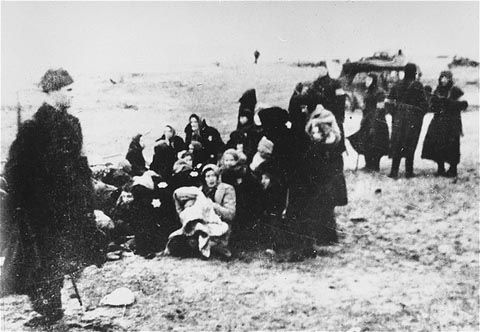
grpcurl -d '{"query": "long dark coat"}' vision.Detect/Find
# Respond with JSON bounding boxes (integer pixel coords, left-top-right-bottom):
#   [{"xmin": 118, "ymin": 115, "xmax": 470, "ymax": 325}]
[
  {"xmin": 288, "ymin": 141, "xmax": 347, "ymax": 244},
  {"xmin": 1, "ymin": 104, "xmax": 105, "ymax": 303},
  {"xmin": 130, "ymin": 177, "xmax": 177, "ymax": 257},
  {"xmin": 388, "ymin": 79, "xmax": 428, "ymax": 159},
  {"xmin": 422, "ymin": 91, "xmax": 467, "ymax": 164},
  {"xmin": 221, "ymin": 166, "xmax": 262, "ymax": 230},
  {"xmin": 348, "ymin": 86, "xmax": 389, "ymax": 157},
  {"xmin": 421, "ymin": 72, "xmax": 466, "ymax": 164}
]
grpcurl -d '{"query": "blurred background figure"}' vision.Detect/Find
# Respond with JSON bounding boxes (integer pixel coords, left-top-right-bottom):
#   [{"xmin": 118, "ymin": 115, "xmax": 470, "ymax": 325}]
[{"xmin": 254, "ymin": 49, "xmax": 260, "ymax": 64}]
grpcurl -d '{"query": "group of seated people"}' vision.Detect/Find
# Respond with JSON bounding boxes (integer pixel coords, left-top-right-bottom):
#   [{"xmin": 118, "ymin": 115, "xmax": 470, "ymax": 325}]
[{"xmin": 93, "ymin": 84, "xmax": 346, "ymax": 261}]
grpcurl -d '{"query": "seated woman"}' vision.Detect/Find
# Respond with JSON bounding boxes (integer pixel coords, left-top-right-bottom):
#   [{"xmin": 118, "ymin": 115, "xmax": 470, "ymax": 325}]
[
  {"xmin": 126, "ymin": 134, "xmax": 147, "ymax": 176},
  {"xmin": 165, "ymin": 164, "xmax": 235, "ymax": 259},
  {"xmin": 169, "ymin": 151, "xmax": 201, "ymax": 191},
  {"xmin": 156, "ymin": 125, "xmax": 185, "ymax": 155},
  {"xmin": 188, "ymin": 140, "xmax": 207, "ymax": 168},
  {"xmin": 150, "ymin": 140, "xmax": 176, "ymax": 181},
  {"xmin": 201, "ymin": 164, "xmax": 236, "ymax": 224},
  {"xmin": 117, "ymin": 171, "xmax": 174, "ymax": 258},
  {"xmin": 184, "ymin": 114, "xmax": 225, "ymax": 164}
]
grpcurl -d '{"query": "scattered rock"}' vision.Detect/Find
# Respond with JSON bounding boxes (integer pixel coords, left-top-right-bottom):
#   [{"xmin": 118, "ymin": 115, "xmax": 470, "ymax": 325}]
[
  {"xmin": 100, "ymin": 287, "xmax": 135, "ymax": 307},
  {"xmin": 265, "ymin": 249, "xmax": 276, "ymax": 256},
  {"xmin": 94, "ymin": 210, "xmax": 114, "ymax": 231},
  {"xmin": 106, "ymin": 252, "xmax": 121, "ymax": 261}
]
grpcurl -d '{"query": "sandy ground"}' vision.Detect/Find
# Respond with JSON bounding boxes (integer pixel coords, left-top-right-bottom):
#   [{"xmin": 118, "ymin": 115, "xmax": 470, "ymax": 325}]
[{"xmin": 0, "ymin": 60, "xmax": 478, "ymax": 331}]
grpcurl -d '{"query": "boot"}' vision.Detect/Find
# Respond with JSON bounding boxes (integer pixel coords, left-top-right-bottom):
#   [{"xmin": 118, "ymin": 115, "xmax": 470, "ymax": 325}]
[
  {"xmin": 372, "ymin": 155, "xmax": 381, "ymax": 172},
  {"xmin": 445, "ymin": 164, "xmax": 458, "ymax": 177},
  {"xmin": 405, "ymin": 155, "xmax": 415, "ymax": 178},
  {"xmin": 435, "ymin": 161, "xmax": 445, "ymax": 176},
  {"xmin": 389, "ymin": 157, "xmax": 400, "ymax": 178}
]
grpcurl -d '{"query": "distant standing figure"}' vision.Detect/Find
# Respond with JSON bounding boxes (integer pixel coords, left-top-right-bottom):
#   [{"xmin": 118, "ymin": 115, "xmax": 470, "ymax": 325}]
[
  {"xmin": 421, "ymin": 71, "xmax": 458, "ymax": 176},
  {"xmin": 386, "ymin": 63, "xmax": 428, "ymax": 178},
  {"xmin": 422, "ymin": 80, "xmax": 468, "ymax": 177},
  {"xmin": 254, "ymin": 50, "xmax": 260, "ymax": 64},
  {"xmin": 348, "ymin": 73, "xmax": 389, "ymax": 171},
  {"xmin": 126, "ymin": 134, "xmax": 147, "ymax": 176}
]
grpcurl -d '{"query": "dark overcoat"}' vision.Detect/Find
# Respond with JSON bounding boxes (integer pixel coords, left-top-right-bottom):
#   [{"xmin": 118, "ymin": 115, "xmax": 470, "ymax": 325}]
[
  {"xmin": 185, "ymin": 121, "xmax": 225, "ymax": 164},
  {"xmin": 388, "ymin": 79, "xmax": 428, "ymax": 159},
  {"xmin": 1, "ymin": 103, "xmax": 105, "ymax": 299},
  {"xmin": 348, "ymin": 86, "xmax": 389, "ymax": 157}
]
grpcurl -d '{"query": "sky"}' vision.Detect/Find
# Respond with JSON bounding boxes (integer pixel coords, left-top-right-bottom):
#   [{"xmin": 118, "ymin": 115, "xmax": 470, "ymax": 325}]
[{"xmin": 1, "ymin": 1, "xmax": 479, "ymax": 96}]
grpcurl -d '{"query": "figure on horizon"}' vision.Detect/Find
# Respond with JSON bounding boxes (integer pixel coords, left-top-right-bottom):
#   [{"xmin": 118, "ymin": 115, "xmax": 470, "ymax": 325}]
[{"xmin": 254, "ymin": 50, "xmax": 260, "ymax": 64}]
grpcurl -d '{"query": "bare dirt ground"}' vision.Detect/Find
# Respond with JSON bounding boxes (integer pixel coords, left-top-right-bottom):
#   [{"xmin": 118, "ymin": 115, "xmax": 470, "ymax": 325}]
[{"xmin": 1, "ymin": 60, "xmax": 479, "ymax": 331}]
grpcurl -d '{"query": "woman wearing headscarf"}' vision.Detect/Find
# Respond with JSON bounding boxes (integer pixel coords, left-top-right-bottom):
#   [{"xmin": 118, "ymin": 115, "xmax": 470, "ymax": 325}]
[
  {"xmin": 348, "ymin": 73, "xmax": 389, "ymax": 171},
  {"xmin": 421, "ymin": 71, "xmax": 456, "ymax": 175},
  {"xmin": 423, "ymin": 83, "xmax": 468, "ymax": 177},
  {"xmin": 156, "ymin": 125, "xmax": 185, "ymax": 155},
  {"xmin": 188, "ymin": 140, "xmax": 208, "ymax": 167},
  {"xmin": 386, "ymin": 63, "xmax": 428, "ymax": 178},
  {"xmin": 1, "ymin": 69, "xmax": 106, "ymax": 325},
  {"xmin": 237, "ymin": 89, "xmax": 257, "ymax": 130},
  {"xmin": 289, "ymin": 107, "xmax": 346, "ymax": 248},
  {"xmin": 184, "ymin": 114, "xmax": 225, "ymax": 164},
  {"xmin": 150, "ymin": 140, "xmax": 176, "ymax": 181},
  {"xmin": 126, "ymin": 134, "xmax": 147, "ymax": 176}
]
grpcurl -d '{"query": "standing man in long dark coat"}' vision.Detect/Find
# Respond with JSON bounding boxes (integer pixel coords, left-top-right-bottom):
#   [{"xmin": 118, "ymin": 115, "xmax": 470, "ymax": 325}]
[
  {"xmin": 386, "ymin": 63, "xmax": 428, "ymax": 178},
  {"xmin": 0, "ymin": 69, "xmax": 106, "ymax": 326}
]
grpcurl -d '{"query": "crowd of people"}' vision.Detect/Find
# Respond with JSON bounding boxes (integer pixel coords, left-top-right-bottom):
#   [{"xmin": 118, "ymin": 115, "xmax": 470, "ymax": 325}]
[{"xmin": 0, "ymin": 61, "xmax": 469, "ymax": 325}]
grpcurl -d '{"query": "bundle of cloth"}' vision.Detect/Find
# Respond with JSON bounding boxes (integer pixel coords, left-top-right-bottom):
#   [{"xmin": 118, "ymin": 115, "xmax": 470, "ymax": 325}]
[{"xmin": 165, "ymin": 186, "xmax": 230, "ymax": 259}]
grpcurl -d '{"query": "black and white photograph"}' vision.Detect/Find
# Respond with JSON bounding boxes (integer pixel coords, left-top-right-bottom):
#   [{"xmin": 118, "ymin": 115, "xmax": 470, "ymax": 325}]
[{"xmin": 0, "ymin": 1, "xmax": 479, "ymax": 330}]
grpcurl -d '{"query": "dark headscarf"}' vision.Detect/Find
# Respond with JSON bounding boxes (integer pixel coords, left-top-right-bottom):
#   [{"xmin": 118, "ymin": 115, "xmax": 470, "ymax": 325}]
[
  {"xmin": 404, "ymin": 63, "xmax": 417, "ymax": 81},
  {"xmin": 367, "ymin": 73, "xmax": 379, "ymax": 93},
  {"xmin": 126, "ymin": 134, "xmax": 146, "ymax": 176},
  {"xmin": 257, "ymin": 107, "xmax": 289, "ymax": 134},
  {"xmin": 128, "ymin": 134, "xmax": 143, "ymax": 151},
  {"xmin": 238, "ymin": 89, "xmax": 257, "ymax": 129},
  {"xmin": 150, "ymin": 140, "xmax": 176, "ymax": 180},
  {"xmin": 239, "ymin": 89, "xmax": 257, "ymax": 113}
]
